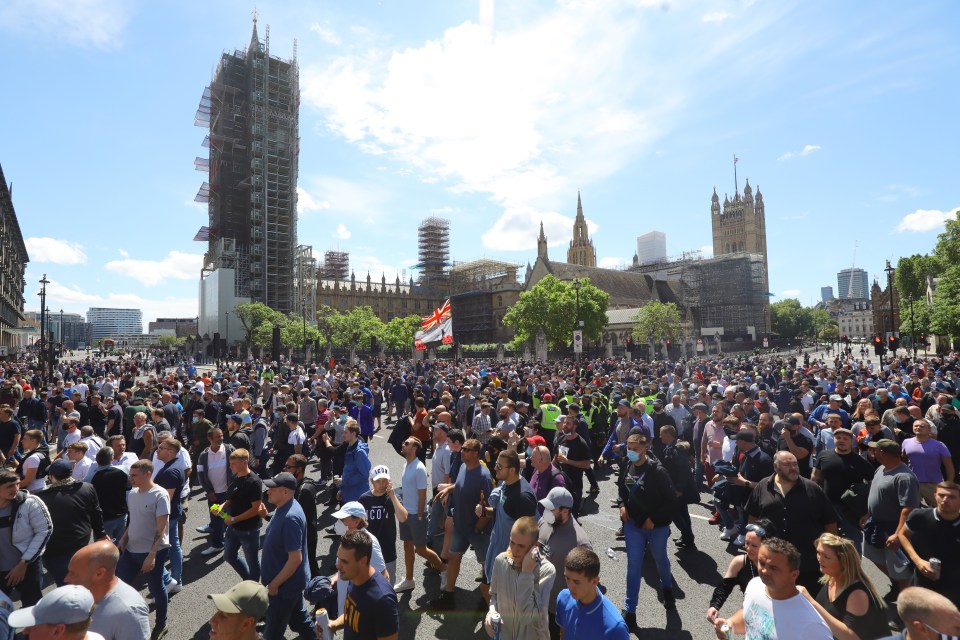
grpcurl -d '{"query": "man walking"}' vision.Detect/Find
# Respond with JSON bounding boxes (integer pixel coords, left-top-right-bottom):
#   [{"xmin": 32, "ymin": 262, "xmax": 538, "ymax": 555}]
[
  {"xmin": 196, "ymin": 427, "xmax": 234, "ymax": 556},
  {"xmin": 329, "ymin": 529, "xmax": 399, "ymax": 639},
  {"xmin": 0, "ymin": 470, "xmax": 50, "ymax": 606},
  {"xmin": 393, "ymin": 437, "xmax": 445, "ymax": 594},
  {"xmin": 221, "ymin": 449, "xmax": 263, "ymax": 581},
  {"xmin": 117, "ymin": 460, "xmax": 170, "ymax": 640},
  {"xmin": 259, "ymin": 472, "xmax": 314, "ymax": 639}
]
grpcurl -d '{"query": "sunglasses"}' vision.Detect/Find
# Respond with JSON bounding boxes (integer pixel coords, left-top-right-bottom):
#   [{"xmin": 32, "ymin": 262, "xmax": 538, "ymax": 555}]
[
  {"xmin": 745, "ymin": 524, "xmax": 766, "ymax": 538},
  {"xmin": 462, "ymin": 447, "xmax": 480, "ymax": 453}
]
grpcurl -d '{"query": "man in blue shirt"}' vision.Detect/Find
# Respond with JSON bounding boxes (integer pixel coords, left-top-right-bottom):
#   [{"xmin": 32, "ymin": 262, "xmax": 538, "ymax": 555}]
[
  {"xmin": 260, "ymin": 472, "xmax": 314, "ymax": 640},
  {"xmin": 555, "ymin": 547, "xmax": 628, "ymax": 640}
]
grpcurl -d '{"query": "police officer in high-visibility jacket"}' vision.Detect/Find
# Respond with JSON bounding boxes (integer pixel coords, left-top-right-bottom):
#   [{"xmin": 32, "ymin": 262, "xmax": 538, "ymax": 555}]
[{"xmin": 535, "ymin": 394, "xmax": 562, "ymax": 453}]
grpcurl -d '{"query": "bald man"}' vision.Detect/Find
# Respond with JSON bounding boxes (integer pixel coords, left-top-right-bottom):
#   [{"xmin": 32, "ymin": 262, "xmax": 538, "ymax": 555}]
[{"xmin": 65, "ymin": 541, "xmax": 151, "ymax": 640}]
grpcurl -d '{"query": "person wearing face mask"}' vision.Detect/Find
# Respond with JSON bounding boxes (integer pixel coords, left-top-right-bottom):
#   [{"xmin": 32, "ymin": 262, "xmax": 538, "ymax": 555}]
[
  {"xmin": 327, "ymin": 502, "xmax": 389, "ymax": 621},
  {"xmin": 616, "ymin": 433, "xmax": 678, "ymax": 627},
  {"xmin": 537, "ymin": 487, "xmax": 590, "ymax": 635}
]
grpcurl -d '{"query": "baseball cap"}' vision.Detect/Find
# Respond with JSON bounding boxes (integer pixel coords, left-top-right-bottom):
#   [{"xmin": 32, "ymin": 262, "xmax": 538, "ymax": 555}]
[
  {"xmin": 525, "ymin": 435, "xmax": 547, "ymax": 448},
  {"xmin": 617, "ymin": 399, "xmax": 632, "ymax": 407},
  {"xmin": 829, "ymin": 394, "xmax": 842, "ymax": 402},
  {"xmin": 554, "ymin": 415, "xmax": 566, "ymax": 424},
  {"xmin": 263, "ymin": 472, "xmax": 297, "ymax": 491},
  {"xmin": 208, "ymin": 580, "xmax": 269, "ymax": 619},
  {"xmin": 227, "ymin": 413, "xmax": 243, "ymax": 422},
  {"xmin": 542, "ymin": 394, "xmax": 553, "ymax": 402},
  {"xmin": 539, "ymin": 487, "xmax": 574, "ymax": 511},
  {"xmin": 48, "ymin": 459, "xmax": 73, "ymax": 480},
  {"xmin": 730, "ymin": 430, "xmax": 756, "ymax": 442},
  {"xmin": 9, "ymin": 585, "xmax": 94, "ymax": 628},
  {"xmin": 867, "ymin": 438, "xmax": 901, "ymax": 455},
  {"xmin": 370, "ymin": 465, "xmax": 391, "ymax": 481},
  {"xmin": 833, "ymin": 428, "xmax": 854, "ymax": 438},
  {"xmin": 692, "ymin": 403, "xmax": 709, "ymax": 412},
  {"xmin": 332, "ymin": 502, "xmax": 367, "ymax": 520},
  {"xmin": 940, "ymin": 404, "xmax": 957, "ymax": 414}
]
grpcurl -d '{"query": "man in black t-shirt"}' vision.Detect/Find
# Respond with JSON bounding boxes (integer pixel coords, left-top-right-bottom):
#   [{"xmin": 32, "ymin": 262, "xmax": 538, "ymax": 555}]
[
  {"xmin": 359, "ymin": 465, "xmax": 402, "ymax": 581},
  {"xmin": 555, "ymin": 414, "xmax": 592, "ymax": 516},
  {"xmin": 90, "ymin": 447, "xmax": 129, "ymax": 543},
  {"xmin": 155, "ymin": 439, "xmax": 186, "ymax": 591},
  {"xmin": 221, "ymin": 448, "xmax": 263, "ymax": 582},
  {"xmin": 899, "ymin": 481, "xmax": 960, "ymax": 603},
  {"xmin": 812, "ymin": 427, "xmax": 873, "ymax": 552},
  {"xmin": 330, "ymin": 529, "xmax": 399, "ymax": 640},
  {"xmin": 778, "ymin": 414, "xmax": 814, "ymax": 478}
]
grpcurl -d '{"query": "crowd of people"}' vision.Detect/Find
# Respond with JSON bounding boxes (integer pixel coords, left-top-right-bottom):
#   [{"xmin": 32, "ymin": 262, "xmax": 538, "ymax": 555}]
[{"xmin": 0, "ymin": 345, "xmax": 957, "ymax": 639}]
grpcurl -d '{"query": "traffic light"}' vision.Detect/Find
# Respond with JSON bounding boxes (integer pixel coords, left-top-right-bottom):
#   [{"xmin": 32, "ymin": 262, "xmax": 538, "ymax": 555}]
[
  {"xmin": 889, "ymin": 335, "xmax": 899, "ymax": 351},
  {"xmin": 666, "ymin": 339, "xmax": 671, "ymax": 345},
  {"xmin": 873, "ymin": 336, "xmax": 884, "ymax": 356}
]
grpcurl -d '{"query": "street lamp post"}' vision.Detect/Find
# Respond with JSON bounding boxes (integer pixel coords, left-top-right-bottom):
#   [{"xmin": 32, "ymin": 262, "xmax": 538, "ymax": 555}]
[
  {"xmin": 38, "ymin": 274, "xmax": 49, "ymax": 384},
  {"xmin": 909, "ymin": 295, "xmax": 917, "ymax": 359},
  {"xmin": 885, "ymin": 260, "xmax": 896, "ymax": 357},
  {"xmin": 573, "ymin": 278, "xmax": 581, "ymax": 362},
  {"xmin": 59, "ymin": 309, "xmax": 64, "ymax": 356},
  {"xmin": 224, "ymin": 311, "xmax": 230, "ymax": 362},
  {"xmin": 301, "ymin": 296, "xmax": 307, "ymax": 365}
]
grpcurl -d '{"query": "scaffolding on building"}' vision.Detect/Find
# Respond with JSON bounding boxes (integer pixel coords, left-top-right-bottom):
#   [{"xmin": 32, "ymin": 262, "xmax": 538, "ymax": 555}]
[
  {"xmin": 293, "ymin": 245, "xmax": 317, "ymax": 323},
  {"xmin": 449, "ymin": 258, "xmax": 521, "ymax": 345},
  {"xmin": 320, "ymin": 250, "xmax": 350, "ymax": 281},
  {"xmin": 194, "ymin": 19, "xmax": 299, "ymax": 314},
  {"xmin": 449, "ymin": 258, "xmax": 520, "ymax": 291},
  {"xmin": 630, "ymin": 250, "xmax": 769, "ymax": 340},
  {"xmin": 414, "ymin": 217, "xmax": 450, "ymax": 288}
]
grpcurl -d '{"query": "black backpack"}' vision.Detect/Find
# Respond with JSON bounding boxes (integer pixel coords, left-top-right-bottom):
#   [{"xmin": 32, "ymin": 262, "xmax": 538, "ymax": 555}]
[{"xmin": 544, "ymin": 464, "xmax": 572, "ymax": 492}]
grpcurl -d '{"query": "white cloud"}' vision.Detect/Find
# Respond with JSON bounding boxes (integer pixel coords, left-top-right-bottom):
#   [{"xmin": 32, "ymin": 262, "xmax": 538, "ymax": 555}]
[
  {"xmin": 702, "ymin": 11, "xmax": 731, "ymax": 24},
  {"xmin": 347, "ymin": 254, "xmax": 417, "ymax": 284},
  {"xmin": 27, "ymin": 279, "xmax": 197, "ymax": 331},
  {"xmin": 0, "ymin": 0, "xmax": 131, "ymax": 49},
  {"xmin": 24, "ymin": 237, "xmax": 87, "ymax": 264},
  {"xmin": 309, "ymin": 23, "xmax": 342, "ymax": 46},
  {"xmin": 781, "ymin": 289, "xmax": 801, "ymax": 297},
  {"xmin": 104, "ymin": 251, "xmax": 205, "ymax": 287},
  {"xmin": 297, "ymin": 186, "xmax": 331, "ymax": 214},
  {"xmin": 778, "ymin": 144, "xmax": 821, "ymax": 161},
  {"xmin": 598, "ymin": 257, "xmax": 623, "ymax": 269},
  {"xmin": 698, "ymin": 245, "xmax": 714, "ymax": 258},
  {"xmin": 481, "ymin": 206, "xmax": 599, "ymax": 252},
  {"xmin": 896, "ymin": 207, "xmax": 959, "ymax": 233},
  {"xmin": 336, "ymin": 224, "xmax": 352, "ymax": 240}
]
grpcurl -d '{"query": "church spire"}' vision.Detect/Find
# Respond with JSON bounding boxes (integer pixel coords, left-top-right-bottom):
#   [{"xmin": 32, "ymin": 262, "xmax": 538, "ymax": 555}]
[
  {"xmin": 537, "ymin": 221, "xmax": 549, "ymax": 261},
  {"xmin": 250, "ymin": 7, "xmax": 262, "ymax": 52},
  {"xmin": 567, "ymin": 192, "xmax": 596, "ymax": 267}
]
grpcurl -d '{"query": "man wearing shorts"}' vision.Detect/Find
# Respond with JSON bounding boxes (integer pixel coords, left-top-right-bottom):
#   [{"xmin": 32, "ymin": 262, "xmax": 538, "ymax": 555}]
[
  {"xmin": 393, "ymin": 437, "xmax": 445, "ymax": 593},
  {"xmin": 430, "ymin": 438, "xmax": 493, "ymax": 610}
]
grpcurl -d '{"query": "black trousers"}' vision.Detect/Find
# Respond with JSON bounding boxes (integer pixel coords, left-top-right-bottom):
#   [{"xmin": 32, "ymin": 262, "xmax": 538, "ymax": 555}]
[{"xmin": 0, "ymin": 559, "xmax": 43, "ymax": 606}]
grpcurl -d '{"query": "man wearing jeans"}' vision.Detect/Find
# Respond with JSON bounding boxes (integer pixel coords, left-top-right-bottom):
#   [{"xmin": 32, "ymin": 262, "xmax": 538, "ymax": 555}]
[
  {"xmin": 259, "ymin": 472, "xmax": 314, "ymax": 639},
  {"xmin": 196, "ymin": 428, "xmax": 234, "ymax": 555},
  {"xmin": 221, "ymin": 448, "xmax": 263, "ymax": 581},
  {"xmin": 154, "ymin": 439, "xmax": 185, "ymax": 595},
  {"xmin": 117, "ymin": 459, "xmax": 171, "ymax": 640},
  {"xmin": 616, "ymin": 433, "xmax": 677, "ymax": 628}
]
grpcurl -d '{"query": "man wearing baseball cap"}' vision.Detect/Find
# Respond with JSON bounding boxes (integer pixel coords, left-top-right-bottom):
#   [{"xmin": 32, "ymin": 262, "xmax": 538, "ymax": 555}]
[
  {"xmin": 8, "ymin": 584, "xmax": 104, "ymax": 639},
  {"xmin": 207, "ymin": 580, "xmax": 268, "ymax": 640},
  {"xmin": 537, "ymin": 487, "xmax": 590, "ymax": 628}
]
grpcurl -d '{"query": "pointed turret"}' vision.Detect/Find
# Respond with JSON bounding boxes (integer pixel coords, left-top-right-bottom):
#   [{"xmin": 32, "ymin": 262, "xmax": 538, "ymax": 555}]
[
  {"xmin": 537, "ymin": 221, "xmax": 549, "ymax": 261},
  {"xmin": 711, "ymin": 187, "xmax": 721, "ymax": 216},
  {"xmin": 250, "ymin": 11, "xmax": 261, "ymax": 52},
  {"xmin": 567, "ymin": 192, "xmax": 596, "ymax": 267}
]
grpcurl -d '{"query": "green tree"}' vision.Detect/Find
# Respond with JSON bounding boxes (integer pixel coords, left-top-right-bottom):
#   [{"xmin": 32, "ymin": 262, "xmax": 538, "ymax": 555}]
[
  {"xmin": 234, "ymin": 303, "xmax": 287, "ymax": 351},
  {"xmin": 895, "ymin": 254, "xmax": 938, "ymax": 338},
  {"xmin": 280, "ymin": 313, "xmax": 321, "ymax": 351},
  {"xmin": 381, "ymin": 314, "xmax": 422, "ymax": 349},
  {"xmin": 770, "ymin": 299, "xmax": 803, "ymax": 340},
  {"xmin": 502, "ymin": 276, "xmax": 609, "ymax": 350},
  {"xmin": 331, "ymin": 306, "xmax": 384, "ymax": 351},
  {"xmin": 631, "ymin": 301, "xmax": 682, "ymax": 345}
]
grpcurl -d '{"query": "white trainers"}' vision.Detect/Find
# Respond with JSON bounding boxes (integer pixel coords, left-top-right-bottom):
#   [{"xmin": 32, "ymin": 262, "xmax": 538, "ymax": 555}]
[
  {"xmin": 201, "ymin": 545, "xmax": 223, "ymax": 556},
  {"xmin": 393, "ymin": 578, "xmax": 415, "ymax": 593},
  {"xmin": 167, "ymin": 579, "xmax": 182, "ymax": 595},
  {"xmin": 439, "ymin": 571, "xmax": 448, "ymax": 591},
  {"xmin": 719, "ymin": 527, "xmax": 737, "ymax": 541}
]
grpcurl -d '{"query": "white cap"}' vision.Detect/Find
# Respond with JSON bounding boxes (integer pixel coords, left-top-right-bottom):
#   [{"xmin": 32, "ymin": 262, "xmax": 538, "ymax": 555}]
[{"xmin": 370, "ymin": 465, "xmax": 391, "ymax": 481}]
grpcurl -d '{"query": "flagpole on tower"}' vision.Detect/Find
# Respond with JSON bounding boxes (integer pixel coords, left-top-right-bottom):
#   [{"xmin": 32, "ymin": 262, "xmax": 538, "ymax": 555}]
[{"xmin": 733, "ymin": 154, "xmax": 739, "ymax": 196}]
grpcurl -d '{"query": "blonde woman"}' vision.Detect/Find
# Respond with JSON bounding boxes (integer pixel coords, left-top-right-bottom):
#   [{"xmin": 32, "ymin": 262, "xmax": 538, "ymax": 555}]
[
  {"xmin": 811, "ymin": 533, "xmax": 889, "ymax": 640},
  {"xmin": 486, "ymin": 516, "xmax": 556, "ymax": 640}
]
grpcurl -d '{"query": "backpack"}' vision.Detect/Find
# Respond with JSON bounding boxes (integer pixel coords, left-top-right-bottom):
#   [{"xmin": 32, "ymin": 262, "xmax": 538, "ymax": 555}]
[{"xmin": 544, "ymin": 464, "xmax": 572, "ymax": 492}]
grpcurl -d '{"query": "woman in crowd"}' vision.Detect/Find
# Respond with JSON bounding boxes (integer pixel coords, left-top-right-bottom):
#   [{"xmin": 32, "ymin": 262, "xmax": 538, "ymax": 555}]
[
  {"xmin": 812, "ymin": 533, "xmax": 890, "ymax": 640},
  {"xmin": 705, "ymin": 518, "xmax": 773, "ymax": 624}
]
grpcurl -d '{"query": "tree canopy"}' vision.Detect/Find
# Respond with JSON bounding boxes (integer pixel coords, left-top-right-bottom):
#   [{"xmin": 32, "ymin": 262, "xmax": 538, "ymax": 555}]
[
  {"xmin": 381, "ymin": 314, "xmax": 422, "ymax": 349},
  {"xmin": 331, "ymin": 306, "xmax": 384, "ymax": 350},
  {"xmin": 770, "ymin": 298, "xmax": 833, "ymax": 340},
  {"xmin": 234, "ymin": 302, "xmax": 286, "ymax": 349},
  {"xmin": 631, "ymin": 301, "xmax": 682, "ymax": 344},
  {"xmin": 502, "ymin": 275, "xmax": 609, "ymax": 350}
]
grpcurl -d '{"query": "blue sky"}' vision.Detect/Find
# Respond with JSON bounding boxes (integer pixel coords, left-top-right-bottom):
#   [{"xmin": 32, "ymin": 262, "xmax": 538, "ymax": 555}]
[{"xmin": 3, "ymin": 0, "xmax": 958, "ymax": 329}]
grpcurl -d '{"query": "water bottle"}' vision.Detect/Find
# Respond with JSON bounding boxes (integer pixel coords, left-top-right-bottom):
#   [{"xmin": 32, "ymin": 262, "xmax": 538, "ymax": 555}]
[
  {"xmin": 893, "ymin": 549, "xmax": 911, "ymax": 573},
  {"xmin": 315, "ymin": 608, "xmax": 333, "ymax": 640},
  {"xmin": 606, "ymin": 547, "xmax": 616, "ymax": 560},
  {"xmin": 720, "ymin": 623, "xmax": 733, "ymax": 639},
  {"xmin": 209, "ymin": 504, "xmax": 229, "ymax": 520}
]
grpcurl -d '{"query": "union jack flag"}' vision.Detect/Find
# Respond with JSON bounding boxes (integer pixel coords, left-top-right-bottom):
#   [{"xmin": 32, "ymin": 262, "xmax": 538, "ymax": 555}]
[{"xmin": 421, "ymin": 299, "xmax": 451, "ymax": 331}]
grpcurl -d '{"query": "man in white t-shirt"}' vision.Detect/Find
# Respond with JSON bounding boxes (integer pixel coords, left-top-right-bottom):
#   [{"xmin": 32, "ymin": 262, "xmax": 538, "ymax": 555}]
[
  {"xmin": 56, "ymin": 417, "xmax": 82, "ymax": 457},
  {"xmin": 117, "ymin": 459, "xmax": 171, "ymax": 640},
  {"xmin": 713, "ymin": 538, "xmax": 831, "ymax": 640}
]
